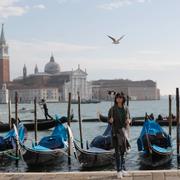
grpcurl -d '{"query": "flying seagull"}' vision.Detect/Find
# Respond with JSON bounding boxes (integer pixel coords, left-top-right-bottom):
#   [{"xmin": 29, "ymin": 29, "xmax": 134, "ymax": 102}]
[{"xmin": 107, "ymin": 35, "xmax": 125, "ymax": 44}]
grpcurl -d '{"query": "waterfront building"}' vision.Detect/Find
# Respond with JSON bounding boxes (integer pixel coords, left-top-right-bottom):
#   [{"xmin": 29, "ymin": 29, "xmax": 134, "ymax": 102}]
[
  {"xmin": 92, "ymin": 79, "xmax": 160, "ymax": 101},
  {"xmin": 0, "ymin": 83, "xmax": 9, "ymax": 104},
  {"xmin": 10, "ymin": 88, "xmax": 59, "ymax": 103}
]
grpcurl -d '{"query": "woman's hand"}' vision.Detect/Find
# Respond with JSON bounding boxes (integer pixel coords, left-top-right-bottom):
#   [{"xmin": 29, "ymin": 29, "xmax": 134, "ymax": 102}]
[{"xmin": 109, "ymin": 117, "xmax": 113, "ymax": 124}]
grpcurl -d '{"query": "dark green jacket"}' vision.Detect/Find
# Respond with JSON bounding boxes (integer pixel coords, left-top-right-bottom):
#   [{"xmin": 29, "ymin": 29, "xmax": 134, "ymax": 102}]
[{"xmin": 108, "ymin": 105, "xmax": 130, "ymax": 134}]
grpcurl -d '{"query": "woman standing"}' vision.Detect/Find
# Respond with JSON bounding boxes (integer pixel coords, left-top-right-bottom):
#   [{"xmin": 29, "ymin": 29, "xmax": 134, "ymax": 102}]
[{"xmin": 108, "ymin": 92, "xmax": 131, "ymax": 179}]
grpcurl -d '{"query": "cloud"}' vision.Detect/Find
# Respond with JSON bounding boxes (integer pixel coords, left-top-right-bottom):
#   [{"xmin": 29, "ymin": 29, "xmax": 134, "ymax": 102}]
[
  {"xmin": 33, "ymin": 4, "xmax": 46, "ymax": 10},
  {"xmin": 0, "ymin": 0, "xmax": 28, "ymax": 18},
  {"xmin": 98, "ymin": 0, "xmax": 151, "ymax": 10},
  {"xmin": 0, "ymin": 1, "xmax": 46, "ymax": 18}
]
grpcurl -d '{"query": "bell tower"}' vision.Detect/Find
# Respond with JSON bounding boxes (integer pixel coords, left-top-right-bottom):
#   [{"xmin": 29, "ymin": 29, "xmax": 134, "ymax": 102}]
[
  {"xmin": 0, "ymin": 24, "xmax": 10, "ymax": 88},
  {"xmin": 23, "ymin": 64, "xmax": 27, "ymax": 79}
]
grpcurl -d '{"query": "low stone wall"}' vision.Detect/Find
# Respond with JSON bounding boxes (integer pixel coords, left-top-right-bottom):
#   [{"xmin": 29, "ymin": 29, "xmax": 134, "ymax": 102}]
[{"xmin": 0, "ymin": 170, "xmax": 180, "ymax": 180}]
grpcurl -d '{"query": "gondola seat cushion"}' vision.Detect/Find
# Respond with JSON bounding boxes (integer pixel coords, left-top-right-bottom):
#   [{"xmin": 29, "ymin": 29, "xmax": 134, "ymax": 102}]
[
  {"xmin": 38, "ymin": 135, "xmax": 65, "ymax": 149},
  {"xmin": 0, "ymin": 137, "xmax": 13, "ymax": 151},
  {"xmin": 90, "ymin": 135, "xmax": 112, "ymax": 150},
  {"xmin": 32, "ymin": 145, "xmax": 52, "ymax": 151}
]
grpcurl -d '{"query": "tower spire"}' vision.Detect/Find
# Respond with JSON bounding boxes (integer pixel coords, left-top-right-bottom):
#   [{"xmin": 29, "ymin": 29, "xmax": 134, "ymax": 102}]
[
  {"xmin": 0, "ymin": 24, "xmax": 6, "ymax": 44},
  {"xmin": 34, "ymin": 64, "xmax": 39, "ymax": 74},
  {"xmin": 23, "ymin": 64, "xmax": 27, "ymax": 79},
  {"xmin": 50, "ymin": 53, "xmax": 55, "ymax": 62}
]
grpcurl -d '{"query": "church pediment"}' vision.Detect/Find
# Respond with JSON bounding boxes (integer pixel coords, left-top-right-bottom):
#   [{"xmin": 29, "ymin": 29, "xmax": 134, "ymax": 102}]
[{"xmin": 73, "ymin": 68, "xmax": 87, "ymax": 76}]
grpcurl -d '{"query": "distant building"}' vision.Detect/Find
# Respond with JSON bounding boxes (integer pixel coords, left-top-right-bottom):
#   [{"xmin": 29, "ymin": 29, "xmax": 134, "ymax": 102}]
[
  {"xmin": 10, "ymin": 88, "xmax": 59, "ymax": 103},
  {"xmin": 0, "ymin": 24, "xmax": 10, "ymax": 88},
  {"xmin": 92, "ymin": 79, "xmax": 160, "ymax": 101},
  {"xmin": 8, "ymin": 55, "xmax": 92, "ymax": 103},
  {"xmin": 63, "ymin": 66, "xmax": 92, "ymax": 101},
  {"xmin": 0, "ymin": 83, "xmax": 9, "ymax": 104}
]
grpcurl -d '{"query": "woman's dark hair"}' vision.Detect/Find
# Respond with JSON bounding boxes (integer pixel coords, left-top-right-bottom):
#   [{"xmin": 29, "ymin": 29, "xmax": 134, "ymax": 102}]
[{"xmin": 114, "ymin": 92, "xmax": 126, "ymax": 105}]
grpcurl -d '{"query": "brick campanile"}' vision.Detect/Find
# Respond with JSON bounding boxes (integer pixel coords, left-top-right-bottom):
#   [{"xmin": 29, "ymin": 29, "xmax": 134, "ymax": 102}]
[{"xmin": 0, "ymin": 24, "xmax": 10, "ymax": 88}]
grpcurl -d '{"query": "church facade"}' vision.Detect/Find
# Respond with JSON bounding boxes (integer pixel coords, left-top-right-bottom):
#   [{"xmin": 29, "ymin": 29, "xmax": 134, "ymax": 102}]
[{"xmin": 63, "ymin": 65, "xmax": 92, "ymax": 101}]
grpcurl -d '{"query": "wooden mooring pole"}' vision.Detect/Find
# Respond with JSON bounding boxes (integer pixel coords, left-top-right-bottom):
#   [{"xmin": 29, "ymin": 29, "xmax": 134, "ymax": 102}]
[
  {"xmin": 176, "ymin": 88, "xmax": 180, "ymax": 158},
  {"xmin": 34, "ymin": 97, "xmax": 38, "ymax": 146},
  {"xmin": 15, "ymin": 92, "xmax": 18, "ymax": 127},
  {"xmin": 8, "ymin": 96, "xmax": 12, "ymax": 129},
  {"xmin": 77, "ymin": 91, "xmax": 83, "ymax": 149},
  {"xmin": 127, "ymin": 95, "xmax": 129, "ymax": 107},
  {"xmin": 169, "ymin": 95, "xmax": 172, "ymax": 136},
  {"xmin": 67, "ymin": 92, "xmax": 72, "ymax": 167},
  {"xmin": 15, "ymin": 92, "xmax": 19, "ymax": 166}
]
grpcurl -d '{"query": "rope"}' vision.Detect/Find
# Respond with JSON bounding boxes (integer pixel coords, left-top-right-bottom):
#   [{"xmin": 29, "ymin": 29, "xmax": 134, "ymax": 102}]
[
  {"xmin": 74, "ymin": 138, "xmax": 81, "ymax": 143},
  {"xmin": 3, "ymin": 152, "xmax": 20, "ymax": 160},
  {"xmin": 0, "ymin": 150, "xmax": 21, "ymax": 160}
]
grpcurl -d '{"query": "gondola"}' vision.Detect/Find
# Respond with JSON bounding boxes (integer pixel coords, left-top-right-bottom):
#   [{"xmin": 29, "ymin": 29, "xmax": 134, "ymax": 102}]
[
  {"xmin": 18, "ymin": 118, "xmax": 68, "ymax": 166},
  {"xmin": 137, "ymin": 119, "xmax": 173, "ymax": 167},
  {"xmin": 98, "ymin": 113, "xmax": 145, "ymax": 123},
  {"xmin": 74, "ymin": 123, "xmax": 114, "ymax": 168},
  {"xmin": 0, "ymin": 119, "xmax": 55, "ymax": 132},
  {"xmin": 71, "ymin": 99, "xmax": 100, "ymax": 104},
  {"xmin": 98, "ymin": 114, "xmax": 108, "ymax": 123},
  {"xmin": 0, "ymin": 116, "xmax": 77, "ymax": 133},
  {"xmin": 0, "ymin": 123, "xmax": 27, "ymax": 160},
  {"xmin": 98, "ymin": 113, "xmax": 177, "ymax": 126}
]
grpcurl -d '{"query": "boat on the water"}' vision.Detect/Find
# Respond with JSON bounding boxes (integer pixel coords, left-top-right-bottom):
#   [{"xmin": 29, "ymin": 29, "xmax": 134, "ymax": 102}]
[
  {"xmin": 71, "ymin": 99, "xmax": 100, "ymax": 104},
  {"xmin": 74, "ymin": 123, "xmax": 114, "ymax": 168},
  {"xmin": 0, "ymin": 119, "xmax": 55, "ymax": 132},
  {"xmin": 137, "ymin": 119, "xmax": 173, "ymax": 167},
  {"xmin": 98, "ymin": 114, "xmax": 108, "ymax": 123},
  {"xmin": 98, "ymin": 113, "xmax": 177, "ymax": 126},
  {"xmin": 98, "ymin": 113, "xmax": 145, "ymax": 124},
  {"xmin": 18, "ymin": 118, "xmax": 68, "ymax": 166},
  {"xmin": 0, "ymin": 116, "xmax": 77, "ymax": 133},
  {"xmin": 0, "ymin": 123, "xmax": 27, "ymax": 160}
]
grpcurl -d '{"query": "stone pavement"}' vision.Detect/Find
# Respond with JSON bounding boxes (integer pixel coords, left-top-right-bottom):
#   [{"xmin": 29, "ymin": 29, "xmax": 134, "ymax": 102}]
[{"xmin": 0, "ymin": 170, "xmax": 180, "ymax": 180}]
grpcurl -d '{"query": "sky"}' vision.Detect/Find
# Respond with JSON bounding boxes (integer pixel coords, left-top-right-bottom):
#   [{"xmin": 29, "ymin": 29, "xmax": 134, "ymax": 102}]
[{"xmin": 0, "ymin": 0, "xmax": 180, "ymax": 95}]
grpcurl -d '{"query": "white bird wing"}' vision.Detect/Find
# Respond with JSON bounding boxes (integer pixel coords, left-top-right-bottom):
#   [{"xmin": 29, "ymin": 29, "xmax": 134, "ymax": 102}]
[
  {"xmin": 117, "ymin": 35, "xmax": 125, "ymax": 42},
  {"xmin": 107, "ymin": 35, "xmax": 116, "ymax": 42}
]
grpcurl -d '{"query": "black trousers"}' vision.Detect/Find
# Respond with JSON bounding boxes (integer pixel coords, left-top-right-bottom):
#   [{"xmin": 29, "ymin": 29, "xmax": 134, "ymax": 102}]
[
  {"xmin": 114, "ymin": 137, "xmax": 126, "ymax": 172},
  {"xmin": 45, "ymin": 112, "xmax": 53, "ymax": 120}
]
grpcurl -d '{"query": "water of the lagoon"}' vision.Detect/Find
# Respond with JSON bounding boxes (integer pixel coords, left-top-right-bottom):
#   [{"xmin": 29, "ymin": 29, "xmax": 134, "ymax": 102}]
[{"xmin": 0, "ymin": 99, "xmax": 179, "ymax": 172}]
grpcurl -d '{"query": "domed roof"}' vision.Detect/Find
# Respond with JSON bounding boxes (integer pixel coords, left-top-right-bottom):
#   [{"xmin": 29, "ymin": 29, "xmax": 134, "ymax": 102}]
[{"xmin": 44, "ymin": 55, "xmax": 60, "ymax": 74}]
